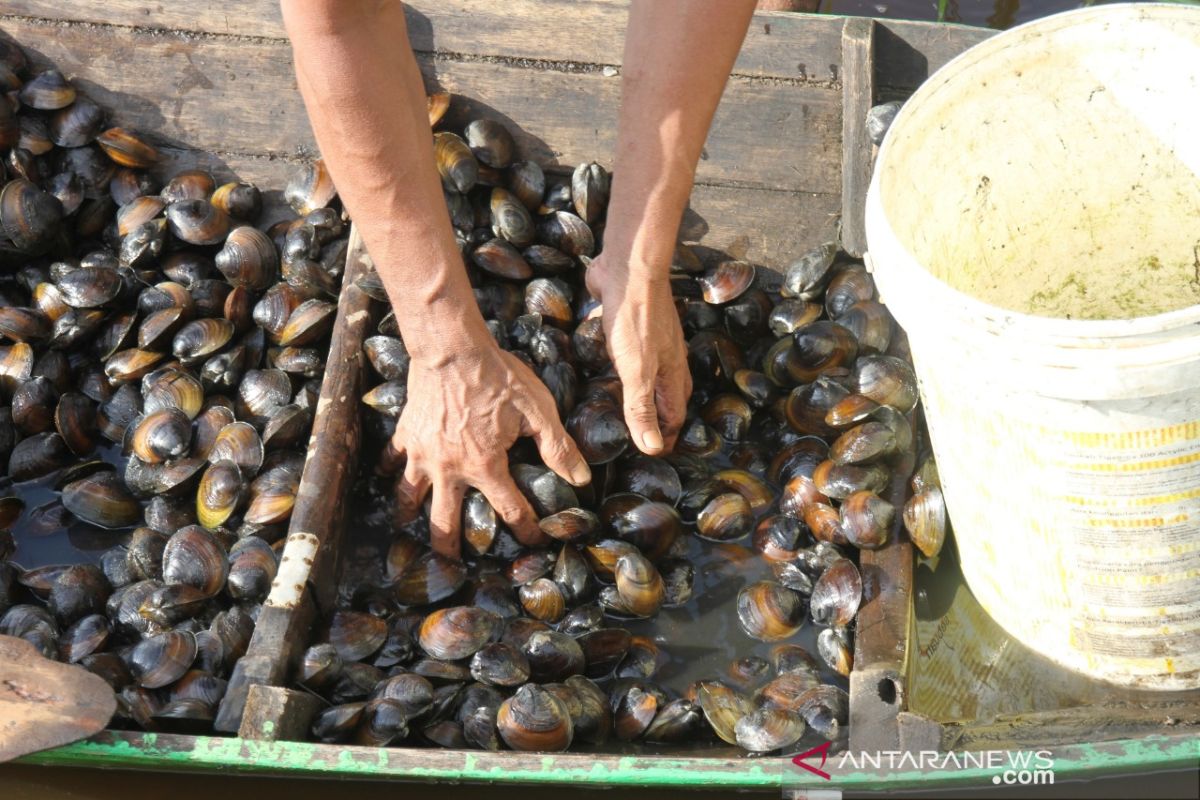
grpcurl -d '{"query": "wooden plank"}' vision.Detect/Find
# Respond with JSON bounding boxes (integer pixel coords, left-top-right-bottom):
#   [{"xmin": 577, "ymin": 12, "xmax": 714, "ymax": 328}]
[
  {"xmin": 216, "ymin": 229, "xmax": 374, "ymax": 734},
  {"xmin": 0, "ymin": 1, "xmax": 845, "ymax": 83},
  {"xmin": 839, "ymin": 17, "xmax": 874, "ymax": 257},
  {"xmin": 0, "ymin": 18, "xmax": 842, "ymax": 194},
  {"xmin": 874, "ymin": 19, "xmax": 994, "ymax": 90},
  {"xmin": 239, "ymin": 685, "xmax": 322, "ymax": 741}
]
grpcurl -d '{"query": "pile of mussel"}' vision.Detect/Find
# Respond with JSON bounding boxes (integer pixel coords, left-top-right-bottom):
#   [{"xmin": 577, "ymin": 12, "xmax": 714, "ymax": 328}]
[
  {"xmin": 294, "ymin": 99, "xmax": 949, "ymax": 755},
  {"xmin": 0, "ymin": 40, "xmax": 350, "ymax": 733}
]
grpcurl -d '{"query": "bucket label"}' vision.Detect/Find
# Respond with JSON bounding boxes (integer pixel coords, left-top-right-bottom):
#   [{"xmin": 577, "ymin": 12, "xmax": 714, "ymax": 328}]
[{"xmin": 920, "ymin": 376, "xmax": 1200, "ymax": 688}]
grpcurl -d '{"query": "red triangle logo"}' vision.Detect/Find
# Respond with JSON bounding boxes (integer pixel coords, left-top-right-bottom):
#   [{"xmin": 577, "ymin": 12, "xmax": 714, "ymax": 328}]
[{"xmin": 791, "ymin": 740, "xmax": 833, "ymax": 780}]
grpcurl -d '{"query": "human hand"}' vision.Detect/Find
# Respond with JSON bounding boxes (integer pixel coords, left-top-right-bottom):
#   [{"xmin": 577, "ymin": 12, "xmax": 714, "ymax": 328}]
[
  {"xmin": 391, "ymin": 343, "xmax": 592, "ymax": 559},
  {"xmin": 586, "ymin": 255, "xmax": 692, "ymax": 455}
]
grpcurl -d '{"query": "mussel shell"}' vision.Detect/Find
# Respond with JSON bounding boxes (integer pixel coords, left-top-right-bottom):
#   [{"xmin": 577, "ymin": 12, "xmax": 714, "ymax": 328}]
[
  {"xmin": 839, "ymin": 490, "xmax": 893, "ymax": 550},
  {"xmin": 207, "ymin": 421, "xmax": 264, "ymax": 475},
  {"xmin": 517, "ymin": 577, "xmax": 567, "ymax": 623},
  {"xmin": 538, "ymin": 507, "xmax": 600, "ymax": 543},
  {"xmin": 57, "ymin": 469, "xmax": 138, "ymax": 531},
  {"xmin": 58, "ymin": 613, "xmax": 111, "ymax": 663},
  {"xmin": 735, "ymin": 707, "xmax": 806, "ymax": 752},
  {"xmin": 129, "ymin": 407, "xmax": 192, "ymax": 464},
  {"xmin": 162, "ymin": 525, "xmax": 228, "ymax": 597},
  {"xmin": 285, "ymin": 159, "xmax": 337, "ymax": 215},
  {"xmin": 536, "ymin": 210, "xmax": 593, "ymax": 257},
  {"xmin": 471, "ymin": 237, "xmax": 532, "ymax": 280},
  {"xmin": 196, "ymin": 459, "xmax": 244, "ymax": 530},
  {"xmin": 812, "ymin": 459, "xmax": 889, "ymax": 501},
  {"xmin": 818, "ymin": 626, "xmax": 853, "ymax": 677},
  {"xmin": 172, "ymin": 317, "xmax": 235, "ymax": 363},
  {"xmin": 418, "ymin": 606, "xmax": 501, "ymax": 661},
  {"xmin": 752, "ymin": 515, "xmax": 812, "ymax": 562},
  {"xmin": 96, "ymin": 127, "xmax": 160, "ymax": 168},
  {"xmin": 695, "ymin": 681, "xmax": 753, "ymax": 745},
  {"xmin": 215, "ymin": 225, "xmax": 278, "ymax": 291},
  {"xmin": 278, "ymin": 299, "xmax": 335, "ymax": 347},
  {"xmin": 809, "ymin": 557, "xmax": 862, "ymax": 627},
  {"xmin": 852, "ymin": 355, "xmax": 918, "ymax": 414},
  {"xmin": 696, "ymin": 492, "xmax": 755, "ymax": 542},
  {"xmin": 211, "ymin": 182, "xmax": 262, "ymax": 221},
  {"xmin": 904, "ymin": 487, "xmax": 947, "ymax": 559},
  {"xmin": 519, "ymin": 629, "xmax": 584, "ymax": 683},
  {"xmin": 737, "ymin": 580, "xmax": 807, "ymax": 642},
  {"xmin": 311, "ymin": 702, "xmax": 366, "ymax": 743},
  {"xmin": 53, "ymin": 101, "xmax": 106, "ymax": 147},
  {"xmin": 497, "ymin": 683, "xmax": 574, "ymax": 752},
  {"xmin": 392, "ymin": 552, "xmax": 468, "ymax": 606},
  {"xmin": 166, "ymin": 199, "xmax": 230, "ymax": 246},
  {"xmin": 698, "ymin": 260, "xmax": 754, "ymax": 305},
  {"xmin": 327, "ymin": 609, "xmax": 388, "ymax": 663},
  {"xmin": 782, "ymin": 241, "xmax": 837, "ymax": 300},
  {"xmin": 226, "ymin": 536, "xmax": 277, "ymax": 602},
  {"xmin": 19, "ymin": 70, "xmax": 76, "ymax": 110},
  {"xmin": 643, "ymin": 698, "xmax": 702, "ymax": 743},
  {"xmin": 490, "ymin": 187, "xmax": 535, "ymax": 247},
  {"xmin": 470, "ymin": 642, "xmax": 531, "ymax": 687},
  {"xmin": 236, "ymin": 368, "xmax": 292, "ymax": 426},
  {"xmin": 433, "ymin": 132, "xmax": 478, "ymax": 194},
  {"xmin": 129, "ymin": 630, "xmax": 197, "ymax": 689}
]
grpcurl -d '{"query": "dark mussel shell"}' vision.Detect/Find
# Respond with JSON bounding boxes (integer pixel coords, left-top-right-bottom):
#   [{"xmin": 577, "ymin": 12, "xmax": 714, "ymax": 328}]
[
  {"xmin": 470, "ymin": 641, "xmax": 531, "ymax": 688},
  {"xmin": 196, "ymin": 460, "xmax": 243, "ymax": 530},
  {"xmin": 613, "ymin": 552, "xmax": 664, "ymax": 618},
  {"xmin": 852, "ymin": 355, "xmax": 918, "ymax": 414},
  {"xmin": 211, "ymin": 182, "xmax": 262, "ymax": 221},
  {"xmin": 226, "ymin": 536, "xmax": 277, "ymax": 602},
  {"xmin": 166, "ymin": 199, "xmax": 230, "ymax": 246},
  {"xmin": 284, "ymin": 159, "xmax": 337, "ymax": 215},
  {"xmin": 599, "ymin": 495, "xmax": 681, "ymax": 560},
  {"xmin": 433, "ymin": 132, "xmax": 478, "ymax": 194},
  {"xmin": 839, "ymin": 490, "xmax": 893, "ymax": 550},
  {"xmin": 812, "ymin": 459, "xmax": 889, "ymax": 501},
  {"xmin": 818, "ymin": 627, "xmax": 853, "ymax": 677},
  {"xmin": 0, "ymin": 179, "xmax": 63, "ymax": 254},
  {"xmin": 392, "ymin": 552, "xmax": 468, "ymax": 606},
  {"xmin": 536, "ymin": 210, "xmax": 593, "ymax": 258},
  {"xmin": 162, "ymin": 525, "xmax": 228, "ymax": 597},
  {"xmin": 471, "ymin": 237, "xmax": 532, "ymax": 280},
  {"xmin": 518, "ymin": 577, "xmax": 568, "ymax": 623},
  {"xmin": 570, "ymin": 161, "xmax": 610, "ymax": 225},
  {"xmin": 129, "ymin": 630, "xmax": 197, "ymax": 689},
  {"xmin": 497, "ymin": 683, "xmax": 573, "ymax": 752},
  {"xmin": 61, "ymin": 470, "xmax": 140, "ymax": 529},
  {"xmin": 752, "ymin": 514, "xmax": 812, "ymax": 562},
  {"xmin": 512, "ymin": 463, "xmax": 578, "ymax": 518},
  {"xmin": 695, "ymin": 681, "xmax": 753, "ymax": 746},
  {"xmin": 736, "ymin": 580, "xmax": 806, "ymax": 642},
  {"xmin": 491, "ymin": 187, "xmax": 535, "ymax": 247},
  {"xmin": 464, "ymin": 117, "xmax": 516, "ymax": 172},
  {"xmin": 215, "ymin": 226, "xmax": 278, "ymax": 291},
  {"xmin": 903, "ymin": 487, "xmax": 947, "ymax": 559},
  {"xmin": 58, "ymin": 613, "xmax": 110, "ymax": 663},
  {"xmin": 20, "ymin": 69, "xmax": 76, "ymax": 110},
  {"xmin": 809, "ymin": 558, "xmax": 862, "ymax": 627},
  {"xmin": 781, "ymin": 241, "xmax": 837, "ymax": 300},
  {"xmin": 696, "ymin": 492, "xmax": 754, "ymax": 542},
  {"xmin": 328, "ymin": 609, "xmax": 388, "ymax": 663},
  {"xmin": 311, "ymin": 702, "xmax": 366, "ymax": 743},
  {"xmin": 735, "ymin": 707, "xmax": 806, "ymax": 753},
  {"xmin": 614, "ymin": 686, "xmax": 658, "ymax": 742},
  {"xmin": 130, "ymin": 407, "xmax": 192, "ymax": 464},
  {"xmin": 522, "ymin": 629, "xmax": 586, "ymax": 682},
  {"xmin": 418, "ymin": 606, "xmax": 501, "ymax": 661},
  {"xmin": 538, "ymin": 507, "xmax": 600, "ymax": 543},
  {"xmin": 698, "ymin": 260, "xmax": 755, "ymax": 305},
  {"xmin": 96, "ymin": 127, "xmax": 160, "ymax": 168}
]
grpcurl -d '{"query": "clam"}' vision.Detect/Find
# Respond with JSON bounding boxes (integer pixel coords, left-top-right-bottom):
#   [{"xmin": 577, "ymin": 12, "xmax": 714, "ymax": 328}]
[
  {"xmin": 538, "ymin": 507, "xmax": 600, "ymax": 543},
  {"xmin": 215, "ymin": 226, "xmax": 278, "ymax": 291},
  {"xmin": 701, "ymin": 393, "xmax": 753, "ymax": 441},
  {"xmin": 839, "ymin": 490, "xmax": 893, "ymax": 550},
  {"xmin": 46, "ymin": 564, "xmax": 111, "ymax": 626},
  {"xmin": 207, "ymin": 421, "xmax": 264, "ymax": 474},
  {"xmin": 236, "ymin": 369, "xmax": 292, "ymax": 426},
  {"xmin": 518, "ymin": 577, "xmax": 568, "ymax": 623},
  {"xmin": 552, "ymin": 543, "xmax": 594, "ymax": 604},
  {"xmin": 119, "ymin": 218, "xmax": 168, "ymax": 267},
  {"xmin": 852, "ymin": 354, "xmax": 918, "ymax": 413},
  {"xmin": 614, "ymin": 686, "xmax": 657, "ymax": 742},
  {"xmin": 824, "ymin": 262, "xmax": 875, "ymax": 318},
  {"xmin": 825, "ymin": 393, "xmax": 881, "ymax": 429},
  {"xmin": 735, "ymin": 707, "xmax": 806, "ymax": 752},
  {"xmin": 284, "ymin": 159, "xmax": 337, "ymax": 215},
  {"xmin": 261, "ymin": 404, "xmax": 310, "ymax": 451},
  {"xmin": 507, "ymin": 160, "xmax": 544, "ymax": 211},
  {"xmin": 130, "ymin": 630, "xmax": 197, "ymax": 689},
  {"xmin": 782, "ymin": 241, "xmax": 837, "ymax": 300},
  {"xmin": 353, "ymin": 698, "xmax": 410, "ymax": 747},
  {"xmin": 695, "ymin": 681, "xmax": 753, "ymax": 746},
  {"xmin": 614, "ymin": 552, "xmax": 664, "ymax": 618},
  {"xmin": 193, "ymin": 405, "xmax": 236, "ymax": 459},
  {"xmin": 11, "ymin": 375, "xmax": 56, "ymax": 434},
  {"xmin": 809, "ymin": 558, "xmax": 862, "ymax": 627},
  {"xmin": 599, "ymin": 496, "xmax": 681, "ymax": 559},
  {"xmin": 0, "ymin": 604, "xmax": 59, "ymax": 658},
  {"xmin": 126, "ymin": 527, "xmax": 168, "ymax": 581},
  {"xmin": 391, "ymin": 552, "xmax": 467, "ymax": 605},
  {"xmin": 311, "ymin": 703, "xmax": 366, "ymax": 743},
  {"xmin": 812, "ymin": 459, "xmax": 890, "ymax": 501},
  {"xmin": 698, "ymin": 260, "xmax": 755, "ymax": 305},
  {"xmin": 418, "ymin": 606, "xmax": 501, "ymax": 661},
  {"xmin": 644, "ymin": 698, "xmax": 703, "ymax": 743},
  {"xmin": 471, "ymin": 237, "xmax": 532, "ymax": 280},
  {"xmin": 19, "ymin": 70, "xmax": 76, "ymax": 110},
  {"xmin": 524, "ymin": 277, "xmax": 573, "ymax": 329},
  {"xmin": 328, "ymin": 610, "xmax": 388, "ymax": 663},
  {"xmin": 61, "ymin": 471, "xmax": 140, "ymax": 529},
  {"xmin": 210, "ymin": 182, "xmax": 262, "ymax": 221},
  {"xmin": 570, "ymin": 161, "xmax": 611, "ymax": 225},
  {"xmin": 362, "ymin": 380, "xmax": 407, "ymax": 418},
  {"xmin": 737, "ymin": 580, "xmax": 806, "ymax": 642},
  {"xmin": 769, "ymin": 299, "xmax": 824, "ymax": 336},
  {"xmin": 226, "ymin": 536, "xmax": 277, "ymax": 602},
  {"xmin": 433, "ymin": 132, "xmax": 478, "ymax": 193},
  {"xmin": 818, "ymin": 627, "xmax": 853, "ymax": 677},
  {"xmin": 298, "ymin": 643, "xmax": 342, "ymax": 689},
  {"xmin": 491, "ymin": 187, "xmax": 535, "ymax": 247},
  {"xmin": 536, "ymin": 210, "xmax": 593, "ymax": 257},
  {"xmin": 143, "ymin": 369, "xmax": 205, "ymax": 419},
  {"xmin": 130, "ymin": 408, "xmax": 192, "ymax": 464},
  {"xmin": 96, "ymin": 127, "xmax": 160, "ymax": 168},
  {"xmin": 58, "ymin": 613, "xmax": 110, "ymax": 663},
  {"xmin": 795, "ymin": 684, "xmax": 849, "ymax": 741},
  {"xmin": 830, "ymin": 420, "xmax": 898, "ymax": 465},
  {"xmin": 614, "ymin": 636, "xmax": 662, "ymax": 681},
  {"xmin": 512, "ymin": 463, "xmax": 578, "ymax": 518},
  {"xmin": 752, "ymin": 515, "xmax": 811, "ymax": 562},
  {"xmin": 523, "ymin": 629, "xmax": 586, "ymax": 682},
  {"xmin": 0, "ymin": 306, "xmax": 51, "ymax": 343},
  {"xmin": 904, "ymin": 487, "xmax": 947, "ymax": 559},
  {"xmin": 838, "ymin": 300, "xmax": 892, "ymax": 354},
  {"xmin": 497, "ymin": 683, "xmax": 574, "ymax": 752},
  {"xmin": 696, "ymin": 492, "xmax": 754, "ymax": 542},
  {"xmin": 8, "ymin": 431, "xmax": 72, "ymax": 481},
  {"xmin": 464, "ymin": 118, "xmax": 516, "ymax": 168},
  {"xmin": 196, "ymin": 460, "xmax": 244, "ymax": 530},
  {"xmin": 162, "ymin": 525, "xmax": 228, "ymax": 597},
  {"xmin": 166, "ymin": 199, "xmax": 230, "ymax": 246},
  {"xmin": 172, "ymin": 318, "xmax": 235, "ymax": 363},
  {"xmin": 470, "ymin": 642, "xmax": 531, "ymax": 687},
  {"xmin": 278, "ymin": 299, "xmax": 335, "ymax": 347}
]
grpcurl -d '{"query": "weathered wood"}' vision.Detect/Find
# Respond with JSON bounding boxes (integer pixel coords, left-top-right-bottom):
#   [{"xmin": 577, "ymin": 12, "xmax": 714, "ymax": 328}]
[
  {"xmin": 217, "ymin": 230, "xmax": 373, "ymax": 735},
  {"xmin": 941, "ymin": 703, "xmax": 1200, "ymax": 751},
  {"xmin": 0, "ymin": 635, "xmax": 116, "ymax": 762},
  {"xmin": 850, "ymin": 443, "xmax": 916, "ymax": 754},
  {"xmin": 0, "ymin": 1, "xmax": 842, "ymax": 83},
  {"xmin": 839, "ymin": 17, "xmax": 874, "ymax": 257},
  {"xmin": 874, "ymin": 19, "xmax": 994, "ymax": 90},
  {"xmin": 239, "ymin": 685, "xmax": 322, "ymax": 742},
  {"xmin": 0, "ymin": 18, "xmax": 841, "ymax": 195}
]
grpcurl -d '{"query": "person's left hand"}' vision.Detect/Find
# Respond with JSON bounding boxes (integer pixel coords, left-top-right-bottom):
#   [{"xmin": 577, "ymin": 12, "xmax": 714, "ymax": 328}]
[{"xmin": 586, "ymin": 255, "xmax": 692, "ymax": 455}]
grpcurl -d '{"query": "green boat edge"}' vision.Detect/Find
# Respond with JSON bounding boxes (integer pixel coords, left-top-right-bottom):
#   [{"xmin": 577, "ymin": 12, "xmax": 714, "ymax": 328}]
[{"xmin": 19, "ymin": 730, "xmax": 1199, "ymax": 789}]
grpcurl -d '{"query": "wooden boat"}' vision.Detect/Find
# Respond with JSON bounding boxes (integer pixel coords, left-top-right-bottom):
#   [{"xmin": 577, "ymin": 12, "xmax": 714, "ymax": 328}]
[{"xmin": 6, "ymin": 0, "xmax": 1196, "ymax": 790}]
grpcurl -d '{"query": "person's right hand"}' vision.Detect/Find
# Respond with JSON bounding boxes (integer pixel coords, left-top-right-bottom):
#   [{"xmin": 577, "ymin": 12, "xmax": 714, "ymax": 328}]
[{"xmin": 390, "ymin": 342, "xmax": 592, "ymax": 560}]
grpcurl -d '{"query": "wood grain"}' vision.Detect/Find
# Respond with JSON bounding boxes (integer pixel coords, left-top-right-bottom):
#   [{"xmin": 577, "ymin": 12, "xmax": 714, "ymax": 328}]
[{"xmin": 839, "ymin": 17, "xmax": 874, "ymax": 257}]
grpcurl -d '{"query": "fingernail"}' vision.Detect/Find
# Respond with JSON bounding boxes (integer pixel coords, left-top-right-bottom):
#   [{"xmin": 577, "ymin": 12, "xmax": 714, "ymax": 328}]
[
  {"xmin": 570, "ymin": 461, "xmax": 592, "ymax": 486},
  {"xmin": 641, "ymin": 430, "xmax": 664, "ymax": 452}
]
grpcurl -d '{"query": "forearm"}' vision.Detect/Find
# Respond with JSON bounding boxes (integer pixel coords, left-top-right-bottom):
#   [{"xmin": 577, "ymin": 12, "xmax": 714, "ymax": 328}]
[
  {"xmin": 280, "ymin": 0, "xmax": 489, "ymax": 364},
  {"xmin": 604, "ymin": 0, "xmax": 756, "ymax": 279}
]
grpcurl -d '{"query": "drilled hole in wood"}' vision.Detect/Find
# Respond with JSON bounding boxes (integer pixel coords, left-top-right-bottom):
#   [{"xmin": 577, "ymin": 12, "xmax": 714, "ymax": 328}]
[{"xmin": 878, "ymin": 677, "xmax": 898, "ymax": 705}]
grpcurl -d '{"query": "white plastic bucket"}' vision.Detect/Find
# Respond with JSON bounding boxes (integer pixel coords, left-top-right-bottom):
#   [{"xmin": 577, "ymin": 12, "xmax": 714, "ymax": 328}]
[{"xmin": 865, "ymin": 4, "xmax": 1200, "ymax": 689}]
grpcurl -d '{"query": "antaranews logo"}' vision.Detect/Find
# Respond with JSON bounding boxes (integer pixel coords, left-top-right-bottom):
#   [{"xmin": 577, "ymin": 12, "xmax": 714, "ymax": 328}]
[{"xmin": 786, "ymin": 745, "xmax": 1056, "ymax": 793}]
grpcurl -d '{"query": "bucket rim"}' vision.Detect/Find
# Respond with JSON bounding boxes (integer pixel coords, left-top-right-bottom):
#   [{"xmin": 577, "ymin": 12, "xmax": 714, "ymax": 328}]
[{"xmin": 867, "ymin": 2, "xmax": 1200, "ymax": 343}]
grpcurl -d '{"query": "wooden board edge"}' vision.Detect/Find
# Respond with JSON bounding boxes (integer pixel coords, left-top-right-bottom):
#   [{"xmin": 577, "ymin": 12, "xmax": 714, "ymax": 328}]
[{"xmin": 839, "ymin": 17, "xmax": 874, "ymax": 258}]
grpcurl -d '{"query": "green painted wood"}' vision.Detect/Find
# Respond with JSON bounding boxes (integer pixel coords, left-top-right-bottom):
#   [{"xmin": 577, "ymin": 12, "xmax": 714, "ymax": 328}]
[{"xmin": 18, "ymin": 731, "xmax": 1200, "ymax": 789}]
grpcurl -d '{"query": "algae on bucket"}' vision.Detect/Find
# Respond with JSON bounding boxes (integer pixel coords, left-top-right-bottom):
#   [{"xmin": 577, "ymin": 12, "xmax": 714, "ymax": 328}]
[{"xmin": 865, "ymin": 4, "xmax": 1200, "ymax": 690}]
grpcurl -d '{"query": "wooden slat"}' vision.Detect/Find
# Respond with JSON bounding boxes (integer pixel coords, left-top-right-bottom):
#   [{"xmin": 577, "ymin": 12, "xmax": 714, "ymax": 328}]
[
  {"xmin": 0, "ymin": 18, "xmax": 842, "ymax": 195},
  {"xmin": 0, "ymin": 1, "xmax": 844, "ymax": 83},
  {"xmin": 874, "ymin": 19, "xmax": 994, "ymax": 90},
  {"xmin": 839, "ymin": 17, "xmax": 874, "ymax": 257}
]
